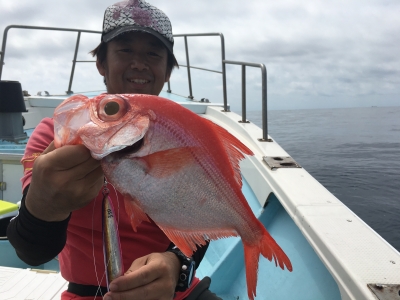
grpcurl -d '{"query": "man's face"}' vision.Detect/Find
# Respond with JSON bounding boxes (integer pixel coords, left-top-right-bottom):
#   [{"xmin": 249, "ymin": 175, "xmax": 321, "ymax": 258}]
[{"xmin": 97, "ymin": 31, "xmax": 170, "ymax": 95}]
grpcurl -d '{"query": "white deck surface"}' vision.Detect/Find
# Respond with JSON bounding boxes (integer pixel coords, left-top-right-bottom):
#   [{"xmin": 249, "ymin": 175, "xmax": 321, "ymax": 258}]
[{"xmin": 0, "ymin": 267, "xmax": 67, "ymax": 300}]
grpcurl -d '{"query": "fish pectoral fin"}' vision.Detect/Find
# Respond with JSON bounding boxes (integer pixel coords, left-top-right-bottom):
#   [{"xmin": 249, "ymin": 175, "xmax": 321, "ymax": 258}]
[
  {"xmin": 141, "ymin": 147, "xmax": 196, "ymax": 178},
  {"xmin": 123, "ymin": 196, "xmax": 150, "ymax": 232},
  {"xmin": 160, "ymin": 227, "xmax": 238, "ymax": 257}
]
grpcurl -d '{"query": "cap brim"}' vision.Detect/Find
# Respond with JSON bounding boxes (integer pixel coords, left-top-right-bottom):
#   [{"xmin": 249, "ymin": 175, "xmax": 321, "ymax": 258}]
[{"xmin": 102, "ymin": 25, "xmax": 174, "ymax": 54}]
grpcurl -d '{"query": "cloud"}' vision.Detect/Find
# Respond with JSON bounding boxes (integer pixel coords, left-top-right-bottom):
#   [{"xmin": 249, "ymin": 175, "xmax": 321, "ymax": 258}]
[{"xmin": 1, "ymin": 0, "xmax": 399, "ymax": 110}]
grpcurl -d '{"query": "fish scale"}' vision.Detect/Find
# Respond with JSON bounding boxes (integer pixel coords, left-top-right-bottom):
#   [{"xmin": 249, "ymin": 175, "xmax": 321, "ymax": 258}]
[
  {"xmin": 107, "ymin": 156, "xmax": 222, "ymax": 227},
  {"xmin": 53, "ymin": 93, "xmax": 293, "ymax": 300}
]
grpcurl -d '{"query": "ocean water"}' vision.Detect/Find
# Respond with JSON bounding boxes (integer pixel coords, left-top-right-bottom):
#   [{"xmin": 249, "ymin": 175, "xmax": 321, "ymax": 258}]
[{"xmin": 246, "ymin": 106, "xmax": 400, "ymax": 252}]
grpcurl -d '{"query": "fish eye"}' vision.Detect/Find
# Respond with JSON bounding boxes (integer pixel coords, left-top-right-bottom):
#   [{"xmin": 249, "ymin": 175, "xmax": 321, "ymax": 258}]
[
  {"xmin": 98, "ymin": 95, "xmax": 128, "ymax": 122},
  {"xmin": 104, "ymin": 101, "xmax": 120, "ymax": 115}
]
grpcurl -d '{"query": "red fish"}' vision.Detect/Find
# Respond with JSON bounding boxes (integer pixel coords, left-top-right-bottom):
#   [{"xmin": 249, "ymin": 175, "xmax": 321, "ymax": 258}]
[{"xmin": 53, "ymin": 93, "xmax": 292, "ymax": 299}]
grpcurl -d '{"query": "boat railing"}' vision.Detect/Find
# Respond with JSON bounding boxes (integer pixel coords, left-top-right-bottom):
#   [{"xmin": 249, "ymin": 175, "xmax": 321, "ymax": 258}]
[
  {"xmin": 0, "ymin": 25, "xmax": 102, "ymax": 95},
  {"xmin": 0, "ymin": 26, "xmax": 270, "ymax": 141},
  {"xmin": 171, "ymin": 33, "xmax": 270, "ymax": 141}
]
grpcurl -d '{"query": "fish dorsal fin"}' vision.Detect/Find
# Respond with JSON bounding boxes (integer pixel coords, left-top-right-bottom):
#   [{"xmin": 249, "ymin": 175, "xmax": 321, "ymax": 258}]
[
  {"xmin": 141, "ymin": 147, "xmax": 197, "ymax": 178},
  {"xmin": 123, "ymin": 195, "xmax": 150, "ymax": 232},
  {"xmin": 205, "ymin": 119, "xmax": 254, "ymax": 188}
]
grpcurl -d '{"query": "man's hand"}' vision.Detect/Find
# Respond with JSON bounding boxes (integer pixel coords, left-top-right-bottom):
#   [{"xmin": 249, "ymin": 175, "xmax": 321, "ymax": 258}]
[
  {"xmin": 104, "ymin": 252, "xmax": 181, "ymax": 300},
  {"xmin": 25, "ymin": 142, "xmax": 104, "ymax": 221}
]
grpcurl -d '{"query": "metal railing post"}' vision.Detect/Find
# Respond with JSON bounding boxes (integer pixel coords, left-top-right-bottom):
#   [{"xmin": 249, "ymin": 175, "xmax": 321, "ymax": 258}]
[
  {"xmin": 260, "ymin": 65, "xmax": 270, "ymax": 141},
  {"xmin": 67, "ymin": 31, "xmax": 81, "ymax": 95},
  {"xmin": 184, "ymin": 36, "xmax": 194, "ymax": 99},
  {"xmin": 0, "ymin": 26, "xmax": 12, "ymax": 80},
  {"xmin": 239, "ymin": 65, "xmax": 249, "ymax": 123},
  {"xmin": 173, "ymin": 33, "xmax": 226, "ymax": 105},
  {"xmin": 168, "ymin": 32, "xmax": 271, "ymax": 141},
  {"xmin": 167, "ymin": 80, "xmax": 171, "ymax": 93},
  {"xmin": 223, "ymin": 60, "xmax": 271, "ymax": 141},
  {"xmin": 220, "ymin": 34, "xmax": 228, "ymax": 112}
]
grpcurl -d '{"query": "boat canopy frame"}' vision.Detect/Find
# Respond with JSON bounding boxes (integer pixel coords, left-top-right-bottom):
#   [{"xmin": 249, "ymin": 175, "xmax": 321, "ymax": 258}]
[{"xmin": 0, "ymin": 25, "xmax": 270, "ymax": 141}]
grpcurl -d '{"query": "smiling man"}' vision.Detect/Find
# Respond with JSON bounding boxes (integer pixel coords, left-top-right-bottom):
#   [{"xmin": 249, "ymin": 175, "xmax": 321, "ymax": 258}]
[
  {"xmin": 95, "ymin": 32, "xmax": 176, "ymax": 95},
  {"xmin": 7, "ymin": 1, "xmax": 220, "ymax": 300},
  {"xmin": 92, "ymin": 0, "xmax": 179, "ymax": 97}
]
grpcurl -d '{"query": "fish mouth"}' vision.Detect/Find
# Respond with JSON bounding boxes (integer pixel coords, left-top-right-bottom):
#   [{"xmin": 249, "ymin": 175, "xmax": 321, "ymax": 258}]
[
  {"xmin": 113, "ymin": 136, "xmax": 145, "ymax": 156},
  {"xmin": 91, "ymin": 135, "xmax": 146, "ymax": 160}
]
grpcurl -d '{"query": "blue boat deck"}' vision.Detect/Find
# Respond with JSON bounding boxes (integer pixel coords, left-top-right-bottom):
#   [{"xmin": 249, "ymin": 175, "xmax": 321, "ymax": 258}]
[{"xmin": 197, "ymin": 177, "xmax": 341, "ymax": 299}]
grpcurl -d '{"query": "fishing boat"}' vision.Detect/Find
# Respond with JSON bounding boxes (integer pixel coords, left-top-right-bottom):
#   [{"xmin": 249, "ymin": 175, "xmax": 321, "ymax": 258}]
[{"xmin": 0, "ymin": 25, "xmax": 399, "ymax": 300}]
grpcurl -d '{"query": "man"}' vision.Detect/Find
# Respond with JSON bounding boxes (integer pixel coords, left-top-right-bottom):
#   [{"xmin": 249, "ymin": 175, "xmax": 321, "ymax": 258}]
[{"xmin": 7, "ymin": 1, "xmax": 221, "ymax": 299}]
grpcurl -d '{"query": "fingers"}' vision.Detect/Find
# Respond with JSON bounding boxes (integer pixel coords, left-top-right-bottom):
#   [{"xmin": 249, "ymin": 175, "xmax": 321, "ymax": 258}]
[
  {"xmin": 104, "ymin": 253, "xmax": 180, "ymax": 300},
  {"xmin": 82, "ymin": 164, "xmax": 104, "ymax": 190},
  {"xmin": 74, "ymin": 164, "xmax": 104, "ymax": 201},
  {"xmin": 33, "ymin": 145, "xmax": 103, "ymax": 198},
  {"xmin": 105, "ymin": 278, "xmax": 175, "ymax": 300},
  {"xmin": 35, "ymin": 144, "xmax": 102, "ymax": 186},
  {"xmin": 25, "ymin": 144, "xmax": 104, "ymax": 221},
  {"xmin": 42, "ymin": 141, "xmax": 56, "ymax": 154},
  {"xmin": 42, "ymin": 144, "xmax": 99, "ymax": 172}
]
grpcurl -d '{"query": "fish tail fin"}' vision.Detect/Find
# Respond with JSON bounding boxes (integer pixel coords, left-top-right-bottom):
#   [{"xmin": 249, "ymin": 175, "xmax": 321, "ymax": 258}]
[
  {"xmin": 243, "ymin": 229, "xmax": 292, "ymax": 300},
  {"xmin": 243, "ymin": 243, "xmax": 261, "ymax": 300}
]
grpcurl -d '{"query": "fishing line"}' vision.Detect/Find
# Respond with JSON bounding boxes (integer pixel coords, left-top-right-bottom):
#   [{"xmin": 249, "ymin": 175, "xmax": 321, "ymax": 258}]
[
  {"xmin": 91, "ymin": 193, "xmax": 104, "ymax": 299},
  {"xmin": 91, "ymin": 178, "xmax": 122, "ymax": 299},
  {"xmin": 91, "ymin": 180, "xmax": 107, "ymax": 299}
]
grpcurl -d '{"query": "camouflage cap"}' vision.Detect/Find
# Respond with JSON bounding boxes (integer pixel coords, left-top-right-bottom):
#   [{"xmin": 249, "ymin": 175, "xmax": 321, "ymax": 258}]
[{"xmin": 102, "ymin": 0, "xmax": 175, "ymax": 54}]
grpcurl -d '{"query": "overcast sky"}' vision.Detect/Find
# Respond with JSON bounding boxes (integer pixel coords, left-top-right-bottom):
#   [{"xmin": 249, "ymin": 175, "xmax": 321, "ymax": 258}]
[{"xmin": 1, "ymin": 0, "xmax": 399, "ymax": 111}]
